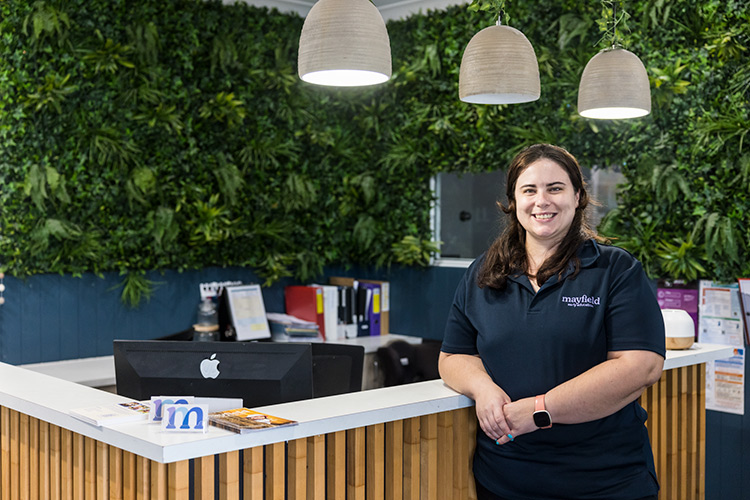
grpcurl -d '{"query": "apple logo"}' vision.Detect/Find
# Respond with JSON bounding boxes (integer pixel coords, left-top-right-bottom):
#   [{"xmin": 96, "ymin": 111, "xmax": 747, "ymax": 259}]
[{"xmin": 200, "ymin": 353, "xmax": 220, "ymax": 379}]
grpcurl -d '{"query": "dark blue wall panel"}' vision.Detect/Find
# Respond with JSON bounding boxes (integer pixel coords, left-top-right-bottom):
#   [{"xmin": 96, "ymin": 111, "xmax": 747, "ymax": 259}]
[
  {"xmin": 706, "ymin": 407, "xmax": 750, "ymax": 500},
  {"xmin": 59, "ymin": 276, "xmax": 80, "ymax": 360},
  {"xmin": 0, "ymin": 264, "xmax": 467, "ymax": 364},
  {"xmin": 19, "ymin": 277, "xmax": 40, "ymax": 363}
]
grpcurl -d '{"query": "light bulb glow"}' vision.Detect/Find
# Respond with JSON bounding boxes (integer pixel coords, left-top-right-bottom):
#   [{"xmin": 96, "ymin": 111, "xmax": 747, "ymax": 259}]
[
  {"xmin": 578, "ymin": 106, "xmax": 650, "ymax": 119},
  {"xmin": 300, "ymin": 69, "xmax": 390, "ymax": 87},
  {"xmin": 460, "ymin": 92, "xmax": 539, "ymax": 105}
]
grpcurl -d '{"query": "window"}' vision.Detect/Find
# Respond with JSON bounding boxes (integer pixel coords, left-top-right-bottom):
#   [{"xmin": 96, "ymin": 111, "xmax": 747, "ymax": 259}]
[
  {"xmin": 432, "ymin": 170, "xmax": 506, "ymax": 264},
  {"xmin": 432, "ymin": 166, "xmax": 624, "ymax": 266}
]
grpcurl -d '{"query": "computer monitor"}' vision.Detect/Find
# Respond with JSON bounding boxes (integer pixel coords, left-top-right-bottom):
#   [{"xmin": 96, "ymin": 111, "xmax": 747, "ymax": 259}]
[
  {"xmin": 310, "ymin": 343, "xmax": 365, "ymax": 398},
  {"xmin": 113, "ymin": 340, "xmax": 313, "ymax": 407}
]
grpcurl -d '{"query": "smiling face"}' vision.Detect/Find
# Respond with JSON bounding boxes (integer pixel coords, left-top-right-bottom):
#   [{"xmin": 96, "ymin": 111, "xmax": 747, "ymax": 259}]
[{"xmin": 514, "ymin": 158, "xmax": 580, "ymax": 250}]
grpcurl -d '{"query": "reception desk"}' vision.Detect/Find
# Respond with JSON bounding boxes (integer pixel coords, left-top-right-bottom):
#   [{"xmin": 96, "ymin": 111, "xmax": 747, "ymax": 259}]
[{"xmin": 0, "ymin": 343, "xmax": 733, "ymax": 500}]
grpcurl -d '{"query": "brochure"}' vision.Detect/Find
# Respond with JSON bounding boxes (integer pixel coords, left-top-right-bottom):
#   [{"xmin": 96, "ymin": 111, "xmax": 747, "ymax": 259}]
[
  {"xmin": 69, "ymin": 401, "xmax": 151, "ymax": 427},
  {"xmin": 208, "ymin": 407, "xmax": 298, "ymax": 434}
]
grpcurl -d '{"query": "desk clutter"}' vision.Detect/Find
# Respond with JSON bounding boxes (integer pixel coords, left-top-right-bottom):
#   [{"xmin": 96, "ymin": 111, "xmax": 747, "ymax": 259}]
[
  {"xmin": 106, "ymin": 279, "xmax": 390, "ymax": 414},
  {"xmin": 194, "ymin": 277, "xmax": 389, "ymax": 343},
  {"xmin": 266, "ymin": 312, "xmax": 322, "ymax": 342},
  {"xmin": 69, "ymin": 395, "xmax": 296, "ymax": 434},
  {"xmin": 283, "ymin": 277, "xmax": 390, "ymax": 342}
]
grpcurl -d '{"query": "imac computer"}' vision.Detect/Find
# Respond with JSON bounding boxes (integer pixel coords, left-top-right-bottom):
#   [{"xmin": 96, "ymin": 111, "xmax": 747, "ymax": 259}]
[{"xmin": 113, "ymin": 340, "xmax": 314, "ymax": 407}]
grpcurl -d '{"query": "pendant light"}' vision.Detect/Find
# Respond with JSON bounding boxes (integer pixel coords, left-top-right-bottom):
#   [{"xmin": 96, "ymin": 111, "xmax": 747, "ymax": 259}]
[
  {"xmin": 298, "ymin": 0, "xmax": 392, "ymax": 87},
  {"xmin": 458, "ymin": 10, "xmax": 540, "ymax": 105},
  {"xmin": 577, "ymin": 2, "xmax": 650, "ymax": 119}
]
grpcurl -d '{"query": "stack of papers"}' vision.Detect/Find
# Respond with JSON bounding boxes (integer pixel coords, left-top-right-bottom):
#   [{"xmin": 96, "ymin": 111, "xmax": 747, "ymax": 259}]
[{"xmin": 266, "ymin": 312, "xmax": 322, "ymax": 342}]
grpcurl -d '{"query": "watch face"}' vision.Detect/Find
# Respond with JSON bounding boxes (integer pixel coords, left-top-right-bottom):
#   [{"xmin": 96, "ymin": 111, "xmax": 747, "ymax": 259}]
[{"xmin": 533, "ymin": 410, "xmax": 551, "ymax": 428}]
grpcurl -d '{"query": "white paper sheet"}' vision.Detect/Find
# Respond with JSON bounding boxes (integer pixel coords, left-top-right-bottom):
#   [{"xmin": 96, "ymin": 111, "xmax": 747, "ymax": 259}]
[{"xmin": 699, "ymin": 280, "xmax": 746, "ymax": 414}]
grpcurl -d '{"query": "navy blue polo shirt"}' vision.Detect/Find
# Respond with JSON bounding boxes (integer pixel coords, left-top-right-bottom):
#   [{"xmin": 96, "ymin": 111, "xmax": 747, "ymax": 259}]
[{"xmin": 441, "ymin": 240, "xmax": 666, "ymax": 500}]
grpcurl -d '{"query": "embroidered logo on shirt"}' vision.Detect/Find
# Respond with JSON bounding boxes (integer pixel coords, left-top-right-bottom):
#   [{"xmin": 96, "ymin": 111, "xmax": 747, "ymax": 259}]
[{"xmin": 561, "ymin": 294, "xmax": 601, "ymax": 307}]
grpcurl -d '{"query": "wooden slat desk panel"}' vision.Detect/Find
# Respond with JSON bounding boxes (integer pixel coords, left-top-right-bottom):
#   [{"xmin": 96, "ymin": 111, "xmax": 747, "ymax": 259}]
[
  {"xmin": 639, "ymin": 361, "xmax": 706, "ymax": 500},
  {"xmin": 0, "ymin": 406, "xmax": 476, "ymax": 500},
  {"xmin": 0, "ymin": 345, "xmax": 734, "ymax": 500}
]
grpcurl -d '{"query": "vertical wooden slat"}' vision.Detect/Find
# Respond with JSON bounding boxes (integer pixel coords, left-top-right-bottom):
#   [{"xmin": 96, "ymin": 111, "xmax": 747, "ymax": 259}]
[
  {"xmin": 49, "ymin": 424, "xmax": 64, "ymax": 500},
  {"xmin": 644, "ymin": 379, "xmax": 655, "ymax": 494},
  {"xmin": 453, "ymin": 408, "xmax": 475, "ymax": 500},
  {"xmin": 194, "ymin": 456, "xmax": 215, "ymax": 500},
  {"xmin": 96, "ymin": 441, "xmax": 109, "ymax": 499},
  {"xmin": 650, "ymin": 375, "xmax": 661, "ymax": 485},
  {"xmin": 70, "ymin": 429, "xmax": 86, "ymax": 500},
  {"xmin": 122, "ymin": 451, "xmax": 137, "ymax": 500},
  {"xmin": 658, "ymin": 373, "xmax": 665, "ymax": 499},
  {"xmin": 403, "ymin": 417, "xmax": 420, "ymax": 500},
  {"xmin": 307, "ymin": 435, "xmax": 326, "ymax": 500},
  {"xmin": 327, "ymin": 431, "xmax": 346, "ymax": 500},
  {"xmin": 679, "ymin": 367, "xmax": 688, "ymax": 500},
  {"xmin": 658, "ymin": 371, "xmax": 668, "ymax": 500},
  {"xmin": 265, "ymin": 442, "xmax": 285, "ymax": 500},
  {"xmin": 468, "ymin": 409, "xmax": 478, "ymax": 500},
  {"xmin": 150, "ymin": 461, "xmax": 167, "ymax": 500},
  {"xmin": 28, "ymin": 417, "xmax": 39, "ymax": 500},
  {"xmin": 670, "ymin": 369, "xmax": 679, "ymax": 500},
  {"xmin": 385, "ymin": 420, "xmax": 403, "ymax": 500},
  {"xmin": 346, "ymin": 427, "xmax": 365, "ymax": 500},
  {"xmin": 287, "ymin": 438, "xmax": 307, "ymax": 500},
  {"xmin": 420, "ymin": 414, "xmax": 438, "ymax": 500},
  {"xmin": 652, "ymin": 378, "xmax": 664, "ymax": 500},
  {"xmin": 19, "ymin": 414, "xmax": 29, "ymax": 500},
  {"xmin": 643, "ymin": 374, "xmax": 662, "ymax": 500},
  {"xmin": 135, "ymin": 455, "xmax": 150, "ymax": 500},
  {"xmin": 367, "ymin": 424, "xmax": 385, "ymax": 500},
  {"xmin": 437, "ymin": 412, "xmax": 454, "ymax": 500},
  {"xmin": 84, "ymin": 438, "xmax": 97, "ymax": 500},
  {"xmin": 243, "ymin": 447, "xmax": 263, "ymax": 500},
  {"xmin": 60, "ymin": 429, "xmax": 73, "ymax": 500},
  {"xmin": 38, "ymin": 420, "xmax": 50, "ymax": 500},
  {"xmin": 219, "ymin": 451, "xmax": 240, "ymax": 500},
  {"xmin": 686, "ymin": 366, "xmax": 702, "ymax": 500},
  {"xmin": 167, "ymin": 460, "xmax": 189, "ymax": 500},
  {"xmin": 109, "ymin": 446, "xmax": 123, "ymax": 500},
  {"xmin": 1, "ymin": 406, "xmax": 10, "ymax": 500},
  {"xmin": 9, "ymin": 410, "xmax": 19, "ymax": 500}
]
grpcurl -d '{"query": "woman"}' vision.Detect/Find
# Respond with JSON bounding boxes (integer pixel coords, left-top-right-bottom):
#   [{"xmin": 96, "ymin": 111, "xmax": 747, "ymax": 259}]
[{"xmin": 439, "ymin": 144, "xmax": 665, "ymax": 500}]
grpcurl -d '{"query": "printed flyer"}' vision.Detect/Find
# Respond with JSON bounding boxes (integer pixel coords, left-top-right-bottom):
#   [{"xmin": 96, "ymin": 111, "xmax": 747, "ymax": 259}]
[{"xmin": 699, "ymin": 280, "xmax": 746, "ymax": 415}]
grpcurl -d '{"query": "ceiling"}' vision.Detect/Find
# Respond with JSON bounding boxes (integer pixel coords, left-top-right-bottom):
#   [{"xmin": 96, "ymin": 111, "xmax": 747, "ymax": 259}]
[{"xmin": 231, "ymin": 0, "xmax": 469, "ymax": 21}]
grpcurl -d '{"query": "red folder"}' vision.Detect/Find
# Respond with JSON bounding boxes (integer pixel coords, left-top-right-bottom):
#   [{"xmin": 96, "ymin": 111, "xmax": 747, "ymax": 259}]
[{"xmin": 284, "ymin": 286, "xmax": 326, "ymax": 340}]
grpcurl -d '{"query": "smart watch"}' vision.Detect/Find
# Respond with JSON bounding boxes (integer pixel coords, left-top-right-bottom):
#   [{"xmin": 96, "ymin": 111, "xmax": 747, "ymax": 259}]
[{"xmin": 533, "ymin": 394, "xmax": 552, "ymax": 429}]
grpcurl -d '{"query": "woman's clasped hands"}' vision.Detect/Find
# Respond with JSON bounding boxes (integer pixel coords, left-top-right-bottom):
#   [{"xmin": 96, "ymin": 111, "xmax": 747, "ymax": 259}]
[{"xmin": 475, "ymin": 384, "xmax": 539, "ymax": 446}]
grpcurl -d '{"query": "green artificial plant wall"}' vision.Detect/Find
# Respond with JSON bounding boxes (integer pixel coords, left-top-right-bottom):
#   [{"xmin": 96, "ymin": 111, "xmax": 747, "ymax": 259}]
[{"xmin": 0, "ymin": 0, "xmax": 748, "ymax": 304}]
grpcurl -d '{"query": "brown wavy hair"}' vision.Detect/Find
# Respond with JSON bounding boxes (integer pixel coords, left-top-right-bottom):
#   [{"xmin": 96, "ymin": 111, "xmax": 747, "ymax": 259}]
[{"xmin": 477, "ymin": 144, "xmax": 604, "ymax": 290}]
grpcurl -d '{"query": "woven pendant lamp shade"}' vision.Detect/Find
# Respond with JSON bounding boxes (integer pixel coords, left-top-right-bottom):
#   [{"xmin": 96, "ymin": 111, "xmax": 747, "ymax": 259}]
[
  {"xmin": 459, "ymin": 24, "xmax": 540, "ymax": 105},
  {"xmin": 298, "ymin": 0, "xmax": 391, "ymax": 87},
  {"xmin": 578, "ymin": 48, "xmax": 651, "ymax": 119}
]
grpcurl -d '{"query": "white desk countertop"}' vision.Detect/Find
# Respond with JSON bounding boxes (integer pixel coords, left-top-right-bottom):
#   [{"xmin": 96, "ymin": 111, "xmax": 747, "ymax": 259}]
[
  {"xmin": 4, "ymin": 342, "xmax": 733, "ymax": 464},
  {"xmin": 1, "ymin": 361, "xmax": 470, "ymax": 463},
  {"xmin": 662, "ymin": 342, "xmax": 734, "ymax": 370}
]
